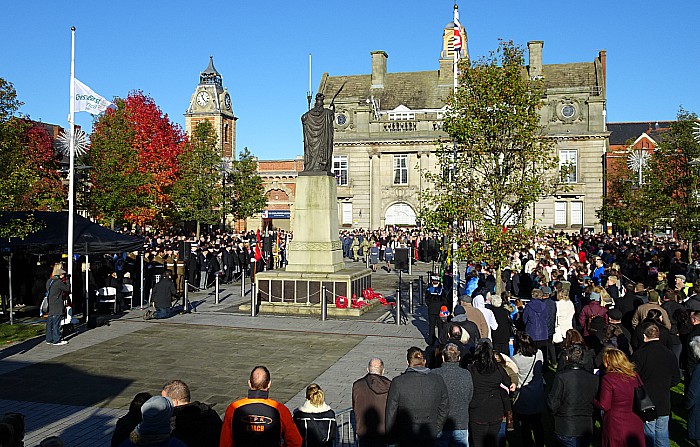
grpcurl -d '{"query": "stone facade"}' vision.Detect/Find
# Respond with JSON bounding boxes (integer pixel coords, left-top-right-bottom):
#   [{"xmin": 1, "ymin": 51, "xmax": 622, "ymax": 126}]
[{"xmin": 315, "ymin": 24, "xmax": 608, "ymax": 232}]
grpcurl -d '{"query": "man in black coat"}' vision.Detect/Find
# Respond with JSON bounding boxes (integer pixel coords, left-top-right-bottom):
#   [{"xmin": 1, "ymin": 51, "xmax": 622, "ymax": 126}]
[
  {"xmin": 151, "ymin": 271, "xmax": 179, "ymax": 319},
  {"xmin": 632, "ymin": 324, "xmax": 681, "ymax": 447},
  {"xmin": 385, "ymin": 347, "xmax": 448, "ymax": 447},
  {"xmin": 547, "ymin": 344, "xmax": 599, "ymax": 446}
]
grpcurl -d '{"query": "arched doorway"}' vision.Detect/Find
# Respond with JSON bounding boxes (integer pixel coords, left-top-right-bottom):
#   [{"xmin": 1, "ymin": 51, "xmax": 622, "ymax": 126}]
[{"xmin": 385, "ymin": 202, "xmax": 417, "ymax": 226}]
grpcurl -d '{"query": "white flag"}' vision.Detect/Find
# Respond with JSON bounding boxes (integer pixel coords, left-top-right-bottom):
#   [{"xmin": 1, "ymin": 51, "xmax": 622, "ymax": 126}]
[{"xmin": 73, "ymin": 79, "xmax": 115, "ymax": 115}]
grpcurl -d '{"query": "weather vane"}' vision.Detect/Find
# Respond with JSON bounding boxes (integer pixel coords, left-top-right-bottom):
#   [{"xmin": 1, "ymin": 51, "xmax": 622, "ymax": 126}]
[{"xmin": 57, "ymin": 128, "xmax": 89, "ymax": 158}]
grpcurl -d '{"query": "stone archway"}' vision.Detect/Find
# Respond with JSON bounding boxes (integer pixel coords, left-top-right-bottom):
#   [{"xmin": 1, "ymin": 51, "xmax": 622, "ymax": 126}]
[{"xmin": 384, "ymin": 202, "xmax": 417, "ymax": 226}]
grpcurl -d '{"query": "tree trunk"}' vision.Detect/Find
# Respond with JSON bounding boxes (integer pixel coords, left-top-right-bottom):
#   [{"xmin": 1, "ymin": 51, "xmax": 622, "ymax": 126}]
[
  {"xmin": 196, "ymin": 220, "xmax": 201, "ymax": 239},
  {"xmin": 495, "ymin": 267, "xmax": 503, "ymax": 296},
  {"xmin": 110, "ymin": 217, "xmax": 115, "ymax": 231},
  {"xmin": 689, "ymin": 240, "xmax": 694, "ymax": 264}
]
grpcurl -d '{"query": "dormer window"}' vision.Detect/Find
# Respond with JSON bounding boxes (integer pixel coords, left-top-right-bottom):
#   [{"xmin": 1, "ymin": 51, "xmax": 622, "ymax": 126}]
[{"xmin": 388, "ymin": 105, "xmax": 415, "ymax": 121}]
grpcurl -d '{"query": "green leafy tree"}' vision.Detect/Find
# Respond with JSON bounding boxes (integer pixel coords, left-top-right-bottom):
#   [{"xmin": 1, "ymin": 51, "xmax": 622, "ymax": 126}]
[
  {"xmin": 227, "ymin": 147, "xmax": 267, "ymax": 221},
  {"xmin": 171, "ymin": 120, "xmax": 222, "ymax": 237},
  {"xmin": 421, "ymin": 40, "xmax": 561, "ymax": 290},
  {"xmin": 641, "ymin": 108, "xmax": 700, "ymax": 259},
  {"xmin": 89, "ymin": 91, "xmax": 186, "ymax": 228},
  {"xmin": 0, "ymin": 78, "xmax": 63, "ymax": 237}
]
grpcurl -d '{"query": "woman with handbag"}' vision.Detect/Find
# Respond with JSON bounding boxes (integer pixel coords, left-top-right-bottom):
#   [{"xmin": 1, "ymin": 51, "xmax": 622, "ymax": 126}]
[
  {"xmin": 594, "ymin": 348, "xmax": 645, "ymax": 447},
  {"xmin": 511, "ymin": 332, "xmax": 546, "ymax": 447}
]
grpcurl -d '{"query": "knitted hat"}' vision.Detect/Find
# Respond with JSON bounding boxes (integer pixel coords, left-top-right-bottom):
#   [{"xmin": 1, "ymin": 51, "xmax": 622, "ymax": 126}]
[
  {"xmin": 453, "ymin": 305, "xmax": 466, "ymax": 316},
  {"xmin": 135, "ymin": 396, "xmax": 173, "ymax": 437},
  {"xmin": 540, "ymin": 286, "xmax": 552, "ymax": 296},
  {"xmin": 608, "ymin": 308, "xmax": 623, "ymax": 321},
  {"xmin": 589, "ymin": 291, "xmax": 601, "ymax": 302},
  {"xmin": 439, "ymin": 306, "xmax": 450, "ymax": 319}
]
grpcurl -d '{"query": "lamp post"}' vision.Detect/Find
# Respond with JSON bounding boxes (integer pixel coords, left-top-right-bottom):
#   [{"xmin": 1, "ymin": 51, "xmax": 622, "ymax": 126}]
[{"xmin": 220, "ymin": 159, "xmax": 232, "ymax": 231}]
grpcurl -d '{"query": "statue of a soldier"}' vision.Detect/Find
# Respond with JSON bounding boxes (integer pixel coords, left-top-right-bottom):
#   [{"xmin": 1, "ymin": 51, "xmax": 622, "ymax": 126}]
[{"xmin": 302, "ymin": 93, "xmax": 335, "ymax": 175}]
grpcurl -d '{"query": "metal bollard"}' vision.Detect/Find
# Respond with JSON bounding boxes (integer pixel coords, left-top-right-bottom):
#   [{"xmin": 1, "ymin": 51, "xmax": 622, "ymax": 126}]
[
  {"xmin": 183, "ymin": 280, "xmax": 189, "ymax": 313},
  {"xmin": 250, "ymin": 283, "xmax": 256, "ymax": 317},
  {"xmin": 418, "ymin": 275, "xmax": 424, "ymax": 305},
  {"xmin": 215, "ymin": 273, "xmax": 220, "ymax": 304},
  {"xmin": 409, "ymin": 246, "xmax": 413, "ymax": 275},
  {"xmin": 395, "ymin": 288, "xmax": 401, "ymax": 326},
  {"xmin": 241, "ymin": 269, "xmax": 246, "ymax": 297},
  {"xmin": 409, "ymin": 280, "xmax": 413, "ymax": 314},
  {"xmin": 321, "ymin": 286, "xmax": 327, "ymax": 321}
]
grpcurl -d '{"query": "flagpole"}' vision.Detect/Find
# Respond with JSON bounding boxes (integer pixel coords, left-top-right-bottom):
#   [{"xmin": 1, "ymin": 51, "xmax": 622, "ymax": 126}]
[
  {"xmin": 68, "ymin": 26, "xmax": 76, "ymax": 291},
  {"xmin": 451, "ymin": 4, "xmax": 459, "ymax": 309}
]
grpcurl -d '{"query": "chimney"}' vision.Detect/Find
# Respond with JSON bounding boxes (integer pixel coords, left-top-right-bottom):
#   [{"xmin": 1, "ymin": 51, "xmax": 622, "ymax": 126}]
[
  {"xmin": 527, "ymin": 41, "xmax": 544, "ymax": 79},
  {"xmin": 598, "ymin": 50, "xmax": 607, "ymax": 91},
  {"xmin": 371, "ymin": 51, "xmax": 388, "ymax": 88}
]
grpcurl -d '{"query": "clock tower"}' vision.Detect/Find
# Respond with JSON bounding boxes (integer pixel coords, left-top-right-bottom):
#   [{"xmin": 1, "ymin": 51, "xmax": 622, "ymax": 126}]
[{"xmin": 185, "ymin": 56, "xmax": 237, "ymax": 159}]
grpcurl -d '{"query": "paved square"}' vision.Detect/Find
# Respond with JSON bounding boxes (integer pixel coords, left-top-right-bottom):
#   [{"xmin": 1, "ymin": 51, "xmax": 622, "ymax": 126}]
[{"xmin": 0, "ymin": 325, "xmax": 364, "ymax": 413}]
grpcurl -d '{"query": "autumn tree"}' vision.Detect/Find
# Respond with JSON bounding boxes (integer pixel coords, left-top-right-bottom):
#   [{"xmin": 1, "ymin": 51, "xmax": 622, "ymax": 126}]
[
  {"xmin": 171, "ymin": 120, "xmax": 223, "ymax": 237},
  {"xmin": 226, "ymin": 147, "xmax": 267, "ymax": 222},
  {"xmin": 421, "ymin": 40, "xmax": 561, "ymax": 289},
  {"xmin": 641, "ymin": 108, "xmax": 700, "ymax": 259},
  {"xmin": 89, "ymin": 91, "xmax": 186, "ymax": 228},
  {"xmin": 0, "ymin": 78, "xmax": 64, "ymax": 236}
]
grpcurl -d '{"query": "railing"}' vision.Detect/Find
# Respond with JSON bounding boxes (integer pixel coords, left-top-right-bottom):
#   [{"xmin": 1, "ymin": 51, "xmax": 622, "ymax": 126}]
[
  {"xmin": 383, "ymin": 121, "xmax": 417, "ymax": 132},
  {"xmin": 335, "ymin": 407, "xmax": 357, "ymax": 447}
]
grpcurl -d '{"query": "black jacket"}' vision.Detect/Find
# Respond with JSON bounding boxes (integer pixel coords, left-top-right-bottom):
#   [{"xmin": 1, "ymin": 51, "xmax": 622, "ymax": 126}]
[
  {"xmin": 46, "ymin": 276, "xmax": 70, "ymax": 316},
  {"xmin": 293, "ymin": 402, "xmax": 337, "ymax": 447},
  {"xmin": 385, "ymin": 366, "xmax": 448, "ymax": 446},
  {"xmin": 172, "ymin": 401, "xmax": 223, "ymax": 447},
  {"xmin": 151, "ymin": 277, "xmax": 177, "ymax": 309},
  {"xmin": 632, "ymin": 340, "xmax": 681, "ymax": 416},
  {"xmin": 547, "ymin": 364, "xmax": 599, "ymax": 437}
]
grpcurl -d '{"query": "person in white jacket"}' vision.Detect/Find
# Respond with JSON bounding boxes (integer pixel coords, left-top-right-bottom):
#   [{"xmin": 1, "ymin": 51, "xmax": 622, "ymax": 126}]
[
  {"xmin": 553, "ymin": 289, "xmax": 575, "ymax": 347},
  {"xmin": 472, "ymin": 294, "xmax": 498, "ymax": 340}
]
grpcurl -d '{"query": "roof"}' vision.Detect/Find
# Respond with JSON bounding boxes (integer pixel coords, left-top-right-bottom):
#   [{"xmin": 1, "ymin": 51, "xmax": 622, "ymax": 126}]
[
  {"xmin": 607, "ymin": 121, "xmax": 673, "ymax": 146},
  {"xmin": 322, "ymin": 71, "xmax": 452, "ymax": 110},
  {"xmin": 541, "ymin": 62, "xmax": 597, "ymax": 89},
  {"xmin": 201, "ymin": 56, "xmax": 220, "ymax": 75},
  {"xmin": 321, "ymin": 60, "xmax": 601, "ymax": 111}
]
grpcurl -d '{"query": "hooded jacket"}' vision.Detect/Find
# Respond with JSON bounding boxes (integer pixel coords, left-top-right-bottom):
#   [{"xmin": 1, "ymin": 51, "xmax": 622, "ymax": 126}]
[
  {"xmin": 523, "ymin": 298, "xmax": 548, "ymax": 341},
  {"xmin": 352, "ymin": 373, "xmax": 392, "ymax": 440}
]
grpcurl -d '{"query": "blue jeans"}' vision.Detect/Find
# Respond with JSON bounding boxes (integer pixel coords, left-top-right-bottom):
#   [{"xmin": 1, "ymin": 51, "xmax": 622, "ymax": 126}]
[
  {"xmin": 643, "ymin": 415, "xmax": 670, "ymax": 447},
  {"xmin": 155, "ymin": 307, "xmax": 175, "ymax": 319},
  {"xmin": 436, "ymin": 429, "xmax": 469, "ymax": 447},
  {"xmin": 556, "ymin": 434, "xmax": 591, "ymax": 447},
  {"xmin": 45, "ymin": 315, "xmax": 62, "ymax": 343}
]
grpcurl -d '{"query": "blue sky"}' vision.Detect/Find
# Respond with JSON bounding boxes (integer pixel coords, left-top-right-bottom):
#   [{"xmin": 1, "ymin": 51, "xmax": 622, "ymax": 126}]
[{"xmin": 5, "ymin": 0, "xmax": 699, "ymax": 160}]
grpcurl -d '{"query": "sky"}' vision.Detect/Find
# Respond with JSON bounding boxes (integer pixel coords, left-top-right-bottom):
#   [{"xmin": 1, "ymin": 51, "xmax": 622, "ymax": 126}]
[{"xmin": 5, "ymin": 0, "xmax": 700, "ymax": 160}]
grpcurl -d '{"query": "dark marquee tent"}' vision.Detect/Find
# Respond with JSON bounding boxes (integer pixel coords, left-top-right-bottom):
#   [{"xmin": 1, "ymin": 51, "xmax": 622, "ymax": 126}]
[
  {"xmin": 0, "ymin": 212, "xmax": 144, "ymax": 324},
  {"xmin": 0, "ymin": 211, "xmax": 144, "ymax": 254}
]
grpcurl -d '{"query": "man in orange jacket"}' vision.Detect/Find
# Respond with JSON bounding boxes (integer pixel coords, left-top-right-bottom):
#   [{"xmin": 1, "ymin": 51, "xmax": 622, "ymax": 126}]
[{"xmin": 220, "ymin": 366, "xmax": 302, "ymax": 447}]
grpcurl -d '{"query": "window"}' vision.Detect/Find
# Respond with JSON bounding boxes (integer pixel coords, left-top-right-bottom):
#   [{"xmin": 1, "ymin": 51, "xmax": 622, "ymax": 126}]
[
  {"xmin": 388, "ymin": 111, "xmax": 415, "ymax": 121},
  {"xmin": 559, "ymin": 150, "xmax": 577, "ymax": 183},
  {"xmin": 571, "ymin": 201, "xmax": 583, "ymax": 226},
  {"xmin": 385, "ymin": 203, "xmax": 417, "ymax": 226},
  {"xmin": 555, "ymin": 202, "xmax": 567, "ymax": 226},
  {"xmin": 224, "ymin": 123, "xmax": 229, "ymax": 143},
  {"xmin": 341, "ymin": 202, "xmax": 352, "ymax": 225},
  {"xmin": 332, "ymin": 156, "xmax": 348, "ymax": 186},
  {"xmin": 393, "ymin": 155, "xmax": 408, "ymax": 185}
]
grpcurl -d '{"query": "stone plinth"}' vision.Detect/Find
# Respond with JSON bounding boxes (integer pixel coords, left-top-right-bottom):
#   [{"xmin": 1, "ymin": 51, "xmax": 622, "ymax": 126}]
[
  {"xmin": 285, "ymin": 173, "xmax": 345, "ymax": 273},
  {"xmin": 252, "ymin": 264, "xmax": 371, "ymax": 306}
]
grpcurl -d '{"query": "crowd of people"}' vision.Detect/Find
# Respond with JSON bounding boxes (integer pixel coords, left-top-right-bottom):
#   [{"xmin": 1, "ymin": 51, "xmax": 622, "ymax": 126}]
[{"xmin": 8, "ymin": 227, "xmax": 700, "ymax": 446}]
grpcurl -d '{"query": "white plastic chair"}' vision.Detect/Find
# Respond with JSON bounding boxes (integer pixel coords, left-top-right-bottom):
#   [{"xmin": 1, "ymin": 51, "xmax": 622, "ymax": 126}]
[
  {"xmin": 121, "ymin": 284, "xmax": 134, "ymax": 309},
  {"xmin": 96, "ymin": 286, "xmax": 118, "ymax": 313}
]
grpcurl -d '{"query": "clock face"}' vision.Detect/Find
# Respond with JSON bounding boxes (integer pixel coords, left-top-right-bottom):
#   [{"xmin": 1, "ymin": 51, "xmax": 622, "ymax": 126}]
[
  {"xmin": 224, "ymin": 94, "xmax": 232, "ymax": 110},
  {"xmin": 561, "ymin": 104, "xmax": 576, "ymax": 118},
  {"xmin": 196, "ymin": 91, "xmax": 210, "ymax": 106}
]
